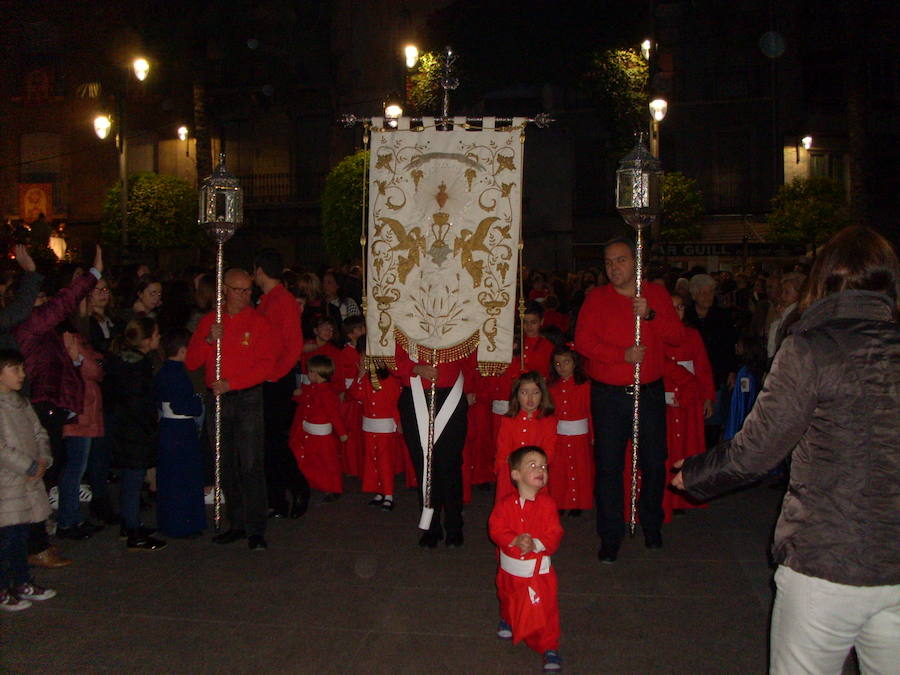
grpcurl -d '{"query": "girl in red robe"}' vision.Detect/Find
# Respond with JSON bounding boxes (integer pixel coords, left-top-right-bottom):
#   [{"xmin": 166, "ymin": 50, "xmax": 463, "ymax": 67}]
[
  {"xmin": 289, "ymin": 354, "xmax": 348, "ymax": 500},
  {"xmin": 347, "ymin": 364, "xmax": 403, "ymax": 510},
  {"xmin": 489, "ymin": 446, "xmax": 563, "ymax": 671},
  {"xmin": 495, "ymin": 371, "xmax": 557, "ymax": 504},
  {"xmin": 547, "ymin": 344, "xmax": 594, "ymax": 515}
]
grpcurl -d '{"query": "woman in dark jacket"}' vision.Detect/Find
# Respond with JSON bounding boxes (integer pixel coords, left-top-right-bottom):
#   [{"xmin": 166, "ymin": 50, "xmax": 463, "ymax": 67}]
[
  {"xmin": 106, "ymin": 317, "xmax": 166, "ymax": 551},
  {"xmin": 673, "ymin": 226, "xmax": 899, "ymax": 674}
]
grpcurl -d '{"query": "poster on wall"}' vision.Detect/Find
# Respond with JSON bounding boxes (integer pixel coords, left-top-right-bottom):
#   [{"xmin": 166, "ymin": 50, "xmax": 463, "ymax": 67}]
[{"xmin": 18, "ymin": 183, "xmax": 53, "ymax": 223}]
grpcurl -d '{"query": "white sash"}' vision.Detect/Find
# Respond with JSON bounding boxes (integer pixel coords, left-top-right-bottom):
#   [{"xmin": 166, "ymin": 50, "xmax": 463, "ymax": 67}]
[
  {"xmin": 344, "ymin": 377, "xmax": 355, "ymax": 389},
  {"xmin": 556, "ymin": 418, "xmax": 589, "ymax": 436},
  {"xmin": 492, "ymin": 400, "xmax": 510, "ymax": 415},
  {"xmin": 160, "ymin": 401, "xmax": 193, "ymax": 420},
  {"xmin": 302, "ymin": 420, "xmax": 332, "ymax": 436},
  {"xmin": 499, "ymin": 550, "xmax": 551, "ymax": 577},
  {"xmin": 362, "ymin": 416, "xmax": 397, "ymax": 433},
  {"xmin": 677, "ymin": 360, "xmax": 695, "ymax": 374},
  {"xmin": 411, "ymin": 368, "xmax": 464, "ymax": 530},
  {"xmin": 300, "ymin": 373, "xmax": 311, "ymax": 385}
]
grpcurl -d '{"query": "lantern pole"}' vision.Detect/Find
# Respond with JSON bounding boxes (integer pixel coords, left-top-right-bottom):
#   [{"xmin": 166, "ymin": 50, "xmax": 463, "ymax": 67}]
[
  {"xmin": 198, "ymin": 153, "xmax": 243, "ymax": 532},
  {"xmin": 615, "ymin": 134, "xmax": 662, "ymax": 537}
]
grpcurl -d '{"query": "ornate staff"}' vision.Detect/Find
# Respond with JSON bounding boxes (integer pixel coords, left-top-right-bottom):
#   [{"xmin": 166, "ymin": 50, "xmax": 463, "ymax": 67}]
[
  {"xmin": 198, "ymin": 153, "xmax": 244, "ymax": 532},
  {"xmin": 615, "ymin": 134, "xmax": 662, "ymax": 537}
]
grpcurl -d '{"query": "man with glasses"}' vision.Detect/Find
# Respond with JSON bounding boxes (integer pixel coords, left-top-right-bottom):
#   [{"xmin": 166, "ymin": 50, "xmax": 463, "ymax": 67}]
[{"xmin": 186, "ymin": 268, "xmax": 276, "ymax": 550}]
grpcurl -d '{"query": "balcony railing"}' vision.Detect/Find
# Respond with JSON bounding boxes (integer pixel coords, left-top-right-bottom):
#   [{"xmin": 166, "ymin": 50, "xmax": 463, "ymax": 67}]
[{"xmin": 237, "ymin": 172, "xmax": 326, "ymax": 206}]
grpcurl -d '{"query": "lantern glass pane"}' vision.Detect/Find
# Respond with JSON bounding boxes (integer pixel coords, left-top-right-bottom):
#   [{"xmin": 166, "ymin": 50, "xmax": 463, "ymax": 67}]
[{"xmin": 616, "ymin": 170, "xmax": 634, "ymax": 209}]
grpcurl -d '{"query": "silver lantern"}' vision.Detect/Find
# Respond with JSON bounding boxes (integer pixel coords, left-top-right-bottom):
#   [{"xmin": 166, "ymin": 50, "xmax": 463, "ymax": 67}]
[
  {"xmin": 615, "ymin": 133, "xmax": 662, "ymax": 537},
  {"xmin": 198, "ymin": 153, "xmax": 243, "ymax": 532}
]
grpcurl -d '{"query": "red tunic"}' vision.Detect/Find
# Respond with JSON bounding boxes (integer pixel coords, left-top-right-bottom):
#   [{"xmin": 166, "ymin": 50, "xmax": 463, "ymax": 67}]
[
  {"xmin": 574, "ymin": 281, "xmax": 684, "ymax": 385},
  {"xmin": 289, "ymin": 382, "xmax": 347, "ymax": 493},
  {"xmin": 462, "ymin": 370, "xmax": 496, "ymax": 503},
  {"xmin": 339, "ymin": 344, "xmax": 363, "ymax": 476},
  {"xmin": 542, "ymin": 308, "xmax": 570, "ymax": 335},
  {"xmin": 548, "ymin": 377, "xmax": 594, "ymax": 510},
  {"xmin": 484, "ymin": 359, "xmax": 523, "ymax": 444},
  {"xmin": 256, "ymin": 283, "xmax": 302, "ymax": 382},
  {"xmin": 186, "ymin": 306, "xmax": 276, "ymax": 391},
  {"xmin": 348, "ymin": 372, "xmax": 403, "ymax": 496},
  {"xmin": 495, "ymin": 412, "xmax": 557, "ymax": 503},
  {"xmin": 522, "ymin": 335, "xmax": 553, "ymax": 378},
  {"xmin": 488, "ymin": 492, "xmax": 563, "ymax": 654},
  {"xmin": 300, "ymin": 340, "xmax": 347, "ymax": 394}
]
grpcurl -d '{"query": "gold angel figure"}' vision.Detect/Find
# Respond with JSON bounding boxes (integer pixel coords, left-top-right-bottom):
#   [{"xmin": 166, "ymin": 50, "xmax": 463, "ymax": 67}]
[
  {"xmin": 453, "ymin": 216, "xmax": 499, "ymax": 288},
  {"xmin": 379, "ymin": 217, "xmax": 424, "ymax": 284}
]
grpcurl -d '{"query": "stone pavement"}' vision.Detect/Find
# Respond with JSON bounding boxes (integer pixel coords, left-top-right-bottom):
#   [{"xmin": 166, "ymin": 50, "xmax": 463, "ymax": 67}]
[{"xmin": 3, "ymin": 478, "xmax": 785, "ymax": 674}]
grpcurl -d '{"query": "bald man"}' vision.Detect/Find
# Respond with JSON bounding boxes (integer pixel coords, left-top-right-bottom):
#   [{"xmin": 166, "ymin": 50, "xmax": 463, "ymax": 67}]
[{"xmin": 186, "ymin": 268, "xmax": 276, "ymax": 550}]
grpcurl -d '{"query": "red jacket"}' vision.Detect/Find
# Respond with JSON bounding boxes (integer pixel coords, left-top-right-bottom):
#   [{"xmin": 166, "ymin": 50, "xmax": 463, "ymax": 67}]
[
  {"xmin": 13, "ymin": 272, "xmax": 96, "ymax": 413},
  {"xmin": 63, "ymin": 333, "xmax": 104, "ymax": 438},
  {"xmin": 186, "ymin": 306, "xmax": 276, "ymax": 391},
  {"xmin": 522, "ymin": 335, "xmax": 553, "ymax": 378},
  {"xmin": 256, "ymin": 283, "xmax": 302, "ymax": 381},
  {"xmin": 574, "ymin": 281, "xmax": 684, "ymax": 385}
]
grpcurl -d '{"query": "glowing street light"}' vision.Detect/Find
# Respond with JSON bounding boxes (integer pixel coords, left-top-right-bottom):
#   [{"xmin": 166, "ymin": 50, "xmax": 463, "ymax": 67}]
[
  {"xmin": 405, "ymin": 44, "xmax": 419, "ymax": 69},
  {"xmin": 801, "ymin": 135, "xmax": 813, "ymax": 150},
  {"xmin": 133, "ymin": 57, "xmax": 150, "ymax": 81},
  {"xmin": 177, "ymin": 125, "xmax": 189, "ymax": 141},
  {"xmin": 649, "ymin": 98, "xmax": 668, "ymax": 159},
  {"xmin": 94, "ymin": 115, "xmax": 112, "ymax": 140},
  {"xmin": 641, "ymin": 39, "xmax": 653, "ymax": 60}
]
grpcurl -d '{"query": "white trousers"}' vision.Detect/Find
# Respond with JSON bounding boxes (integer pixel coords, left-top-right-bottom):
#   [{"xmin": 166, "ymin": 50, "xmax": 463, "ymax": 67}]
[{"xmin": 771, "ymin": 565, "xmax": 900, "ymax": 675}]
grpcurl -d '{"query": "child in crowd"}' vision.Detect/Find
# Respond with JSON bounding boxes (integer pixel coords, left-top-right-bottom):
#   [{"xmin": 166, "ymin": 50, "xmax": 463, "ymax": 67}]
[
  {"xmin": 0, "ymin": 350, "xmax": 57, "ymax": 611},
  {"xmin": 154, "ymin": 329, "xmax": 206, "ymax": 538},
  {"xmin": 521, "ymin": 302, "xmax": 554, "ymax": 378},
  {"xmin": 723, "ymin": 332, "xmax": 766, "ymax": 441},
  {"xmin": 300, "ymin": 316, "xmax": 345, "ymax": 394},
  {"xmin": 339, "ymin": 315, "xmax": 366, "ymax": 477},
  {"xmin": 348, "ymin": 362, "xmax": 402, "ymax": 510},
  {"xmin": 107, "ymin": 317, "xmax": 166, "ymax": 551},
  {"xmin": 495, "ymin": 371, "xmax": 557, "ymax": 504},
  {"xmin": 486, "ymin": 335, "xmax": 523, "ymax": 445},
  {"xmin": 547, "ymin": 344, "xmax": 593, "ymax": 516},
  {"xmin": 489, "ymin": 445, "xmax": 563, "ymax": 673},
  {"xmin": 290, "ymin": 355, "xmax": 348, "ymax": 502}
]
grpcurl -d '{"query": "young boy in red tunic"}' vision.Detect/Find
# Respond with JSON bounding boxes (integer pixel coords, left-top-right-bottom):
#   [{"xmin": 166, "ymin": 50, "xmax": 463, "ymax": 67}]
[
  {"xmin": 522, "ymin": 302, "xmax": 554, "ymax": 378},
  {"xmin": 289, "ymin": 355, "xmax": 348, "ymax": 501},
  {"xmin": 347, "ymin": 363, "xmax": 402, "ymax": 511},
  {"xmin": 489, "ymin": 445, "xmax": 563, "ymax": 673},
  {"xmin": 300, "ymin": 317, "xmax": 345, "ymax": 394},
  {"xmin": 495, "ymin": 372, "xmax": 557, "ymax": 504}
]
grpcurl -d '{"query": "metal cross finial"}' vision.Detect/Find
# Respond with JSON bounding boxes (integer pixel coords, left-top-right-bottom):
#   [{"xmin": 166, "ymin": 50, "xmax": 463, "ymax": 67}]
[{"xmin": 440, "ymin": 46, "xmax": 459, "ymax": 123}]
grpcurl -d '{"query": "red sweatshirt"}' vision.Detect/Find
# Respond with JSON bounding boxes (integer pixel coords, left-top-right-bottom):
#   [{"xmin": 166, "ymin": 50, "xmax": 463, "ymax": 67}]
[{"xmin": 186, "ymin": 306, "xmax": 276, "ymax": 391}]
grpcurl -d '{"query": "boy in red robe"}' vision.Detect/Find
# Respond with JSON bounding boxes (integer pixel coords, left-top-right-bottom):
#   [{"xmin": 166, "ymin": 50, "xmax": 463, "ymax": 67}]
[{"xmin": 489, "ymin": 445, "xmax": 563, "ymax": 673}]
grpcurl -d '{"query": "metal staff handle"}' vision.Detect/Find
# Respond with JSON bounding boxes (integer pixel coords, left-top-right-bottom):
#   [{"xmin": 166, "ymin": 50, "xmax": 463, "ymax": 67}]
[
  {"xmin": 213, "ymin": 242, "xmax": 224, "ymax": 532},
  {"xmin": 629, "ymin": 228, "xmax": 644, "ymax": 538},
  {"xmin": 425, "ymin": 350, "xmax": 437, "ymax": 511}
]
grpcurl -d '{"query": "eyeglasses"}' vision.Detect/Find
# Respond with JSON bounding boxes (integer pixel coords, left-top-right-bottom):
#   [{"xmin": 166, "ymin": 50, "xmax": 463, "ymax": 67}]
[
  {"xmin": 225, "ymin": 285, "xmax": 252, "ymax": 295},
  {"xmin": 93, "ymin": 287, "xmax": 111, "ymax": 294},
  {"xmin": 525, "ymin": 462, "xmax": 548, "ymax": 471}
]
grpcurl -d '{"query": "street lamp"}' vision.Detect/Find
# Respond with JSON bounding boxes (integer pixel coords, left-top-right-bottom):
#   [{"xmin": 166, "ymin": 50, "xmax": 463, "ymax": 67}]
[
  {"xmin": 649, "ymin": 98, "xmax": 668, "ymax": 159},
  {"xmin": 615, "ymin": 133, "xmax": 663, "ymax": 537},
  {"xmin": 641, "ymin": 39, "xmax": 653, "ymax": 61},
  {"xmin": 384, "ymin": 95, "xmax": 403, "ymax": 128},
  {"xmin": 404, "ymin": 44, "xmax": 419, "ymax": 69},
  {"xmin": 133, "ymin": 58, "xmax": 150, "ymax": 82},
  {"xmin": 94, "ymin": 115, "xmax": 112, "ymax": 140}
]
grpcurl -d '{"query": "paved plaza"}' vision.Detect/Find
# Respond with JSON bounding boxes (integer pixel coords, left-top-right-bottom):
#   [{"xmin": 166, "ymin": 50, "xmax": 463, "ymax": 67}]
[{"xmin": 4, "ymin": 478, "xmax": 786, "ymax": 674}]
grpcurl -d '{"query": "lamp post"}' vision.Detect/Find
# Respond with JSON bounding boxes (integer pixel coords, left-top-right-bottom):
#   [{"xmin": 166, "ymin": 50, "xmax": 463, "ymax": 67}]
[
  {"xmin": 93, "ymin": 57, "xmax": 151, "ymax": 254},
  {"xmin": 198, "ymin": 153, "xmax": 243, "ymax": 532},
  {"xmin": 649, "ymin": 98, "xmax": 668, "ymax": 159},
  {"xmin": 615, "ymin": 134, "xmax": 663, "ymax": 536}
]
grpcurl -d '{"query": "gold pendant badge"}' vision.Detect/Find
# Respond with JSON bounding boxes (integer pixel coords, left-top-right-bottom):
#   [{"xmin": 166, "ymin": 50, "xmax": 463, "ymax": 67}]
[{"xmin": 241, "ymin": 332, "xmax": 251, "ymax": 346}]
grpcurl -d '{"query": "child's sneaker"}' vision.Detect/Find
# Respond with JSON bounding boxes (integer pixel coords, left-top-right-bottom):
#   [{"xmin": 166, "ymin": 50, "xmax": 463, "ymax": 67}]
[
  {"xmin": 542, "ymin": 650, "xmax": 563, "ymax": 672},
  {"xmin": 0, "ymin": 589, "xmax": 32, "ymax": 611},
  {"xmin": 496, "ymin": 619, "xmax": 513, "ymax": 639},
  {"xmin": 14, "ymin": 582, "xmax": 57, "ymax": 601}
]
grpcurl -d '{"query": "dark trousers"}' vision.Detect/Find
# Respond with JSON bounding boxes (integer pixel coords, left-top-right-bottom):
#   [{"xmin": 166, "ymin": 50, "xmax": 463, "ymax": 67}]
[
  {"xmin": 0, "ymin": 524, "xmax": 30, "ymax": 587},
  {"xmin": 591, "ymin": 379, "xmax": 667, "ymax": 543},
  {"xmin": 208, "ymin": 386, "xmax": 267, "ymax": 536},
  {"xmin": 29, "ymin": 402, "xmax": 66, "ymax": 555},
  {"xmin": 398, "ymin": 386, "xmax": 467, "ymax": 537},
  {"xmin": 263, "ymin": 374, "xmax": 308, "ymax": 512}
]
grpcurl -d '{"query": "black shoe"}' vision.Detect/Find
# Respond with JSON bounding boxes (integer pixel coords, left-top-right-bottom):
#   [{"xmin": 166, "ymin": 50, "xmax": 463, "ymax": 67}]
[
  {"xmin": 212, "ymin": 529, "xmax": 247, "ymax": 545},
  {"xmin": 598, "ymin": 540, "xmax": 620, "ymax": 564},
  {"xmin": 290, "ymin": 491, "xmax": 309, "ymax": 519},
  {"xmin": 368, "ymin": 495, "xmax": 384, "ymax": 507},
  {"xmin": 323, "ymin": 492, "xmax": 342, "ymax": 503},
  {"xmin": 248, "ymin": 535, "xmax": 268, "ymax": 551},
  {"xmin": 568, "ymin": 509, "xmax": 582, "ymax": 517},
  {"xmin": 380, "ymin": 498, "xmax": 394, "ymax": 511},
  {"xmin": 644, "ymin": 530, "xmax": 663, "ymax": 549},
  {"xmin": 445, "ymin": 531, "xmax": 464, "ymax": 548},
  {"xmin": 418, "ymin": 531, "xmax": 442, "ymax": 548},
  {"xmin": 119, "ymin": 525, "xmax": 156, "ymax": 540},
  {"xmin": 127, "ymin": 532, "xmax": 167, "ymax": 551},
  {"xmin": 57, "ymin": 524, "xmax": 92, "ymax": 540}
]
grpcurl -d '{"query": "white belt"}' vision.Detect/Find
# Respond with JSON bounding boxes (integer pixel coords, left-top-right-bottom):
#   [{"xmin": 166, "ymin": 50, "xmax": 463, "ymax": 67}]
[
  {"xmin": 302, "ymin": 420, "xmax": 332, "ymax": 436},
  {"xmin": 160, "ymin": 402, "xmax": 192, "ymax": 420},
  {"xmin": 557, "ymin": 418, "xmax": 588, "ymax": 436},
  {"xmin": 362, "ymin": 416, "xmax": 397, "ymax": 433},
  {"xmin": 499, "ymin": 551, "xmax": 551, "ymax": 577},
  {"xmin": 677, "ymin": 360, "xmax": 695, "ymax": 374},
  {"xmin": 345, "ymin": 377, "xmax": 355, "ymax": 389},
  {"xmin": 492, "ymin": 400, "xmax": 510, "ymax": 415},
  {"xmin": 300, "ymin": 373, "xmax": 311, "ymax": 385}
]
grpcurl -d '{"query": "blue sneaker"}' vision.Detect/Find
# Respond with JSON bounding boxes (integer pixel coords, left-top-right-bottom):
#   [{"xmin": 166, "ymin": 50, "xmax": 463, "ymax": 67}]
[
  {"xmin": 543, "ymin": 650, "xmax": 562, "ymax": 672},
  {"xmin": 496, "ymin": 620, "xmax": 512, "ymax": 639}
]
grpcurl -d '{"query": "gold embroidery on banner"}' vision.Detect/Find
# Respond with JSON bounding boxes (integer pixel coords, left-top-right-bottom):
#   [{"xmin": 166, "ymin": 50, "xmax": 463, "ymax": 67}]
[{"xmin": 395, "ymin": 328, "xmax": 479, "ymax": 365}]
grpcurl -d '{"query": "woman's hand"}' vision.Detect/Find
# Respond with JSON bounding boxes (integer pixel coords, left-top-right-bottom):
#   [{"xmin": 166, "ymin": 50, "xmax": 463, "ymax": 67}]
[{"xmin": 670, "ymin": 459, "xmax": 685, "ymax": 490}]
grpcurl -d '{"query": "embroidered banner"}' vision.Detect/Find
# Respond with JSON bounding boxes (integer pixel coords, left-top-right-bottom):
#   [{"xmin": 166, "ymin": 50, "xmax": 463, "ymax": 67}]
[{"xmin": 366, "ymin": 117, "xmax": 525, "ymax": 372}]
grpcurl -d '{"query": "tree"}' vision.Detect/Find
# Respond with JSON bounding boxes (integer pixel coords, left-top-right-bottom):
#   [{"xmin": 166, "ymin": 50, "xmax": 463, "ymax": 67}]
[
  {"xmin": 407, "ymin": 51, "xmax": 443, "ymax": 115},
  {"xmin": 660, "ymin": 172, "xmax": 704, "ymax": 241},
  {"xmin": 582, "ymin": 47, "xmax": 648, "ymax": 153},
  {"xmin": 321, "ymin": 150, "xmax": 368, "ymax": 263},
  {"xmin": 768, "ymin": 177, "xmax": 850, "ymax": 250},
  {"xmin": 101, "ymin": 172, "xmax": 202, "ymax": 253}
]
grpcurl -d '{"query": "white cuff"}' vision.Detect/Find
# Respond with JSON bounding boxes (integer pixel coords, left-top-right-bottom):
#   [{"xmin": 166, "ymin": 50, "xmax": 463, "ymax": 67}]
[{"xmin": 89, "ymin": 267, "xmax": 102, "ymax": 280}]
